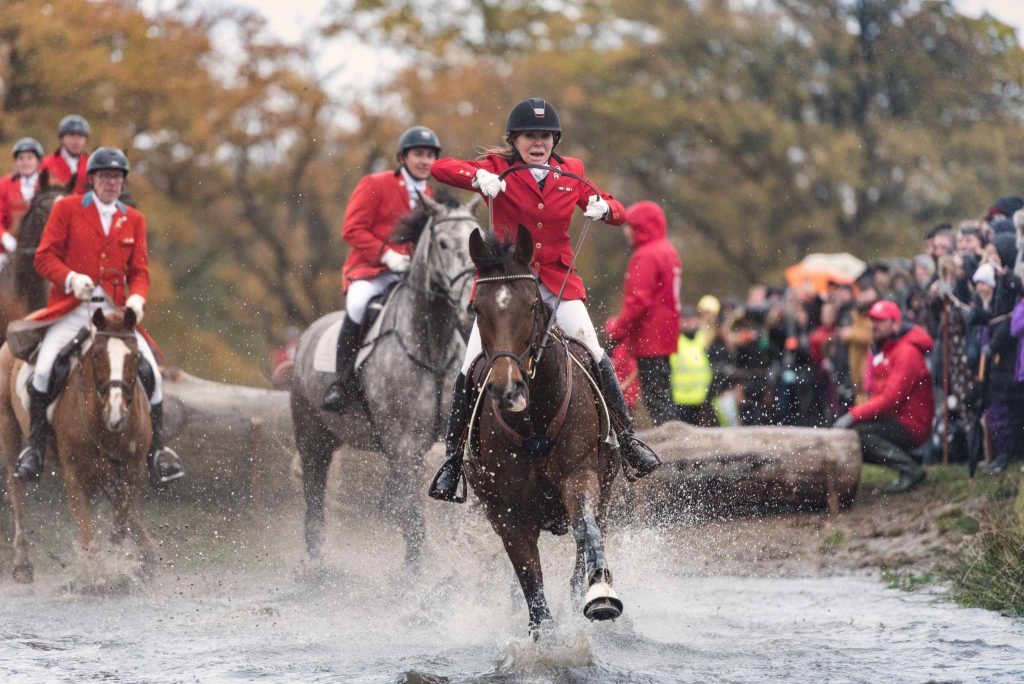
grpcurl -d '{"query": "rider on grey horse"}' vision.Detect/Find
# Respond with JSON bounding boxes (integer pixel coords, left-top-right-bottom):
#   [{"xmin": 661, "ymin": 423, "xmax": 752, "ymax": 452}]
[
  {"xmin": 321, "ymin": 126, "xmax": 443, "ymax": 411},
  {"xmin": 12, "ymin": 147, "xmax": 184, "ymax": 487}
]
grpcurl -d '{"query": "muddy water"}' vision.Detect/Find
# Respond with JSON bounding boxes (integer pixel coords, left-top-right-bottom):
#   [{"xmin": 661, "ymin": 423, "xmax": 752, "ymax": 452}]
[{"xmin": 1, "ymin": 498, "xmax": 1023, "ymax": 682}]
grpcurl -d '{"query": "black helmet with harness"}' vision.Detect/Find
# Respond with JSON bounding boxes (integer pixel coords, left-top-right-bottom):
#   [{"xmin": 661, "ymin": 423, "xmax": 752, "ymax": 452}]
[
  {"xmin": 12, "ymin": 137, "xmax": 44, "ymax": 160},
  {"xmin": 506, "ymin": 98, "xmax": 561, "ymax": 146},
  {"xmin": 87, "ymin": 147, "xmax": 130, "ymax": 176},
  {"xmin": 397, "ymin": 126, "xmax": 442, "ymax": 156},
  {"xmin": 58, "ymin": 114, "xmax": 91, "ymax": 138}
]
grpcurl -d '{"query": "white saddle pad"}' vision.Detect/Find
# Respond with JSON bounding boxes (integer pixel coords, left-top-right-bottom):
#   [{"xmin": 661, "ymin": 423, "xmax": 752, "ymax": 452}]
[
  {"xmin": 15, "ymin": 362, "xmax": 64, "ymax": 422},
  {"xmin": 312, "ymin": 296, "xmax": 394, "ymax": 375}
]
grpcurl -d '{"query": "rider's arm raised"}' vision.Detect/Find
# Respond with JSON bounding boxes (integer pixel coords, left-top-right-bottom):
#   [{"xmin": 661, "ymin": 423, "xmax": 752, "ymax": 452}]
[
  {"xmin": 430, "ymin": 156, "xmax": 499, "ymax": 193},
  {"xmin": 341, "ymin": 175, "xmax": 387, "ymax": 261},
  {"xmin": 34, "ymin": 196, "xmax": 74, "ymax": 289},
  {"xmin": 568, "ymin": 160, "xmax": 626, "ymax": 225}
]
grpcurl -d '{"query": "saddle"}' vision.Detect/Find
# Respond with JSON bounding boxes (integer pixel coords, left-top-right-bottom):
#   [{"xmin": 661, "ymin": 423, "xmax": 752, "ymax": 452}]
[{"xmin": 461, "ymin": 333, "xmax": 605, "ymax": 536}]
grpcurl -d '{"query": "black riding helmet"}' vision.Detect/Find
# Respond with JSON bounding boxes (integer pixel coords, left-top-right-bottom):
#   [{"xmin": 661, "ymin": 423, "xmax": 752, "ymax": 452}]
[
  {"xmin": 86, "ymin": 147, "xmax": 130, "ymax": 176},
  {"xmin": 12, "ymin": 137, "xmax": 44, "ymax": 160},
  {"xmin": 58, "ymin": 114, "xmax": 91, "ymax": 138},
  {"xmin": 397, "ymin": 126, "xmax": 442, "ymax": 156},
  {"xmin": 506, "ymin": 98, "xmax": 561, "ymax": 146}
]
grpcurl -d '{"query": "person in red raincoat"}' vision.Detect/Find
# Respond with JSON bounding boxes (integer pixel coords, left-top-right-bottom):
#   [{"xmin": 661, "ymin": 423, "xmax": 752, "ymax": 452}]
[
  {"xmin": 12, "ymin": 148, "xmax": 183, "ymax": 487},
  {"xmin": 426, "ymin": 97, "xmax": 661, "ymax": 502},
  {"xmin": 0, "ymin": 138, "xmax": 44, "ymax": 259},
  {"xmin": 39, "ymin": 115, "xmax": 91, "ymax": 195},
  {"xmin": 320, "ymin": 126, "xmax": 442, "ymax": 411},
  {"xmin": 604, "ymin": 200, "xmax": 681, "ymax": 425},
  {"xmin": 833, "ymin": 300, "xmax": 933, "ymax": 493}
]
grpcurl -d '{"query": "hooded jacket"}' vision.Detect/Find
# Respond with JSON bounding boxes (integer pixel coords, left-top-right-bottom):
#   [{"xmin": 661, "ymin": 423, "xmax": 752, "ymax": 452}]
[
  {"xmin": 604, "ymin": 201, "xmax": 682, "ymax": 357},
  {"xmin": 850, "ymin": 324, "xmax": 935, "ymax": 445}
]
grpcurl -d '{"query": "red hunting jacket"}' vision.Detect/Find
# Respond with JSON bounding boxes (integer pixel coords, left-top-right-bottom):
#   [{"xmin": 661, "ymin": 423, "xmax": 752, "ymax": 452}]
[
  {"xmin": 431, "ymin": 154, "xmax": 625, "ymax": 301},
  {"xmin": 604, "ymin": 201, "xmax": 682, "ymax": 357},
  {"xmin": 30, "ymin": 192, "xmax": 150, "ymax": 322},
  {"xmin": 340, "ymin": 170, "xmax": 425, "ymax": 292},
  {"xmin": 40, "ymin": 151, "xmax": 89, "ymax": 195},
  {"xmin": 850, "ymin": 324, "xmax": 935, "ymax": 446},
  {"xmin": 0, "ymin": 173, "xmax": 35, "ymax": 237}
]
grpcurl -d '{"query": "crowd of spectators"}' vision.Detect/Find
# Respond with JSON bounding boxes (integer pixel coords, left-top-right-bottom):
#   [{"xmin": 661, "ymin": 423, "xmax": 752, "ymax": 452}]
[{"xmin": 614, "ymin": 195, "xmax": 1024, "ymax": 484}]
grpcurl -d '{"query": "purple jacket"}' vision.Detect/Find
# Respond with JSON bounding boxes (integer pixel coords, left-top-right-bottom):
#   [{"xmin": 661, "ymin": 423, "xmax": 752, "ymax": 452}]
[{"xmin": 1012, "ymin": 298, "xmax": 1024, "ymax": 382}]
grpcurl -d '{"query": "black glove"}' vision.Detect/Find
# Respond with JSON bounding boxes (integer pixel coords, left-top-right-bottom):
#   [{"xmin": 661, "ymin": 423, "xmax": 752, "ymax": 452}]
[{"xmin": 833, "ymin": 413, "xmax": 855, "ymax": 430}]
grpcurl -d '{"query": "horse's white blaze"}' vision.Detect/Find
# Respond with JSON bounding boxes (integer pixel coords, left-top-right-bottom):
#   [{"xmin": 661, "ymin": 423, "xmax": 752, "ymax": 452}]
[
  {"xmin": 496, "ymin": 285, "xmax": 511, "ymax": 311},
  {"xmin": 105, "ymin": 338, "xmax": 130, "ymax": 428}
]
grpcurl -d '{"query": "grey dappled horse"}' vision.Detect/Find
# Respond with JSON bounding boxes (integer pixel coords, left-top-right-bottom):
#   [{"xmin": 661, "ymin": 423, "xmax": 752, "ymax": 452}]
[{"xmin": 291, "ymin": 194, "xmax": 480, "ymax": 564}]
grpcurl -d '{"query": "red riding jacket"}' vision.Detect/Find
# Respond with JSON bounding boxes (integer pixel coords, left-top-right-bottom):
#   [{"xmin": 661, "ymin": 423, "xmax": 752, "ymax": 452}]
[
  {"xmin": 0, "ymin": 173, "xmax": 34, "ymax": 238},
  {"xmin": 604, "ymin": 201, "xmax": 682, "ymax": 357},
  {"xmin": 431, "ymin": 154, "xmax": 625, "ymax": 301},
  {"xmin": 40, "ymin": 150, "xmax": 89, "ymax": 195},
  {"xmin": 31, "ymin": 192, "xmax": 150, "ymax": 322},
  {"xmin": 850, "ymin": 325, "xmax": 935, "ymax": 446},
  {"xmin": 340, "ymin": 170, "xmax": 425, "ymax": 292}
]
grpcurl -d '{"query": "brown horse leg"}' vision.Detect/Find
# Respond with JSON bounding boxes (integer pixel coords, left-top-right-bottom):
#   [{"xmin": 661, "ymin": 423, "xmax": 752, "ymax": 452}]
[
  {"xmin": 6, "ymin": 470, "xmax": 33, "ymax": 583},
  {"xmin": 561, "ymin": 472, "xmax": 623, "ymax": 621},
  {"xmin": 60, "ymin": 457, "xmax": 96, "ymax": 556},
  {"xmin": 498, "ymin": 525, "xmax": 552, "ymax": 634},
  {"xmin": 293, "ymin": 401, "xmax": 339, "ymax": 559}
]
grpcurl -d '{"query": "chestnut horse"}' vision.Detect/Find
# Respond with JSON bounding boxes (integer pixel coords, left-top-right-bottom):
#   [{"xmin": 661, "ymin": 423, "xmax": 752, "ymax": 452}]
[
  {"xmin": 0, "ymin": 173, "xmax": 69, "ymax": 346},
  {"xmin": 463, "ymin": 226, "xmax": 622, "ymax": 634},
  {"xmin": 0, "ymin": 308, "xmax": 156, "ymax": 582}
]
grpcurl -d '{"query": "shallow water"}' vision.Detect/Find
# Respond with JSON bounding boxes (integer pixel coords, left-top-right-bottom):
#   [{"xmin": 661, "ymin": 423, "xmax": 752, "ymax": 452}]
[{"xmin": 1, "ymin": 502, "xmax": 1023, "ymax": 682}]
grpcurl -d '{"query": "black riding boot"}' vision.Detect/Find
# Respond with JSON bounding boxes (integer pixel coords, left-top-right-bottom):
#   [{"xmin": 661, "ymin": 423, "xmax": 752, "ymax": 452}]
[
  {"xmin": 148, "ymin": 402, "xmax": 184, "ymax": 488},
  {"xmin": 14, "ymin": 384, "xmax": 50, "ymax": 480},
  {"xmin": 597, "ymin": 356, "xmax": 661, "ymax": 479},
  {"xmin": 428, "ymin": 374, "xmax": 470, "ymax": 503},
  {"xmin": 321, "ymin": 315, "xmax": 361, "ymax": 412}
]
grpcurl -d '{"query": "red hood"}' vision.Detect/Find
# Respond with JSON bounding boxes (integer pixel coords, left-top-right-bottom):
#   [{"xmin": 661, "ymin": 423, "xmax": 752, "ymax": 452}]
[
  {"xmin": 625, "ymin": 201, "xmax": 667, "ymax": 247},
  {"xmin": 883, "ymin": 324, "xmax": 934, "ymax": 355}
]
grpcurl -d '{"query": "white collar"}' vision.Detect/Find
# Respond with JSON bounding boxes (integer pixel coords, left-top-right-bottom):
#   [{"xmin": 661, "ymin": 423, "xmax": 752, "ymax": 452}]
[
  {"xmin": 94, "ymin": 196, "xmax": 118, "ymax": 215},
  {"xmin": 61, "ymin": 147, "xmax": 79, "ymax": 168},
  {"xmin": 20, "ymin": 172, "xmax": 38, "ymax": 187},
  {"xmin": 400, "ymin": 166, "xmax": 427, "ymax": 191}
]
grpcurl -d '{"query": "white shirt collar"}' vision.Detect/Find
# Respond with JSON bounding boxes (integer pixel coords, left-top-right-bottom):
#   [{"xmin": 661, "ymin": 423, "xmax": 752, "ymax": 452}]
[
  {"xmin": 19, "ymin": 173, "xmax": 38, "ymax": 202},
  {"xmin": 94, "ymin": 196, "xmax": 119, "ymax": 235},
  {"xmin": 61, "ymin": 148, "xmax": 79, "ymax": 170},
  {"xmin": 400, "ymin": 167, "xmax": 427, "ymax": 208}
]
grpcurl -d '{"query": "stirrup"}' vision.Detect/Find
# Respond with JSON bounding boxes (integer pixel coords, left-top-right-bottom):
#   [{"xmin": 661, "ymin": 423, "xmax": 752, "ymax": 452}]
[
  {"xmin": 428, "ymin": 461, "xmax": 467, "ymax": 504},
  {"xmin": 321, "ymin": 378, "xmax": 350, "ymax": 412},
  {"xmin": 149, "ymin": 446, "xmax": 184, "ymax": 488},
  {"xmin": 13, "ymin": 446, "xmax": 43, "ymax": 481}
]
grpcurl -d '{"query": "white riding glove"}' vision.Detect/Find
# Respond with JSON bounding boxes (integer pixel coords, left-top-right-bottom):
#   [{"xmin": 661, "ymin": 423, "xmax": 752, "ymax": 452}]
[
  {"xmin": 381, "ymin": 248, "xmax": 411, "ymax": 273},
  {"xmin": 472, "ymin": 169, "xmax": 506, "ymax": 199},
  {"xmin": 1, "ymin": 232, "xmax": 16, "ymax": 254},
  {"xmin": 584, "ymin": 195, "xmax": 610, "ymax": 220},
  {"xmin": 69, "ymin": 272, "xmax": 95, "ymax": 301},
  {"xmin": 125, "ymin": 293, "xmax": 146, "ymax": 323}
]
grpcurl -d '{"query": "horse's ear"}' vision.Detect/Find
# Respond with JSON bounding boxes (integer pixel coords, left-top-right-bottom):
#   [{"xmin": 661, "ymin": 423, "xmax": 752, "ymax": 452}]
[
  {"xmin": 124, "ymin": 307, "xmax": 137, "ymax": 330},
  {"xmin": 92, "ymin": 308, "xmax": 107, "ymax": 330},
  {"xmin": 514, "ymin": 225, "xmax": 534, "ymax": 266},
  {"xmin": 466, "ymin": 195, "xmax": 483, "ymax": 213},
  {"xmin": 64, "ymin": 173, "xmax": 77, "ymax": 194},
  {"xmin": 420, "ymin": 192, "xmax": 442, "ymax": 215},
  {"xmin": 468, "ymin": 228, "xmax": 487, "ymax": 266},
  {"xmin": 38, "ymin": 169, "xmax": 51, "ymax": 191}
]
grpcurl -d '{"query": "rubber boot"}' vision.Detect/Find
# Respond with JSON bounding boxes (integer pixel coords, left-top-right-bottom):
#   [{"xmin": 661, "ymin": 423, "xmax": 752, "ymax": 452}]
[
  {"xmin": 148, "ymin": 402, "xmax": 184, "ymax": 488},
  {"xmin": 428, "ymin": 374, "xmax": 470, "ymax": 503},
  {"xmin": 14, "ymin": 384, "xmax": 50, "ymax": 480},
  {"xmin": 321, "ymin": 315, "xmax": 361, "ymax": 412},
  {"xmin": 860, "ymin": 432, "xmax": 925, "ymax": 493},
  {"xmin": 979, "ymin": 452, "xmax": 1009, "ymax": 476},
  {"xmin": 597, "ymin": 356, "xmax": 661, "ymax": 479}
]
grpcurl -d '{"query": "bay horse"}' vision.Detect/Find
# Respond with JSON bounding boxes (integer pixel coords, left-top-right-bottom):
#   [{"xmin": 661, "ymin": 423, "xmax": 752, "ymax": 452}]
[
  {"xmin": 0, "ymin": 173, "xmax": 68, "ymax": 345},
  {"xmin": 463, "ymin": 226, "xmax": 622, "ymax": 633},
  {"xmin": 290, "ymin": 193, "xmax": 479, "ymax": 564},
  {"xmin": 0, "ymin": 307, "xmax": 156, "ymax": 582}
]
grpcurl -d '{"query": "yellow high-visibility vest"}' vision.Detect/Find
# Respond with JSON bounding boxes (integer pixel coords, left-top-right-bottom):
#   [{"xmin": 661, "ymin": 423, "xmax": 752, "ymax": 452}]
[{"xmin": 670, "ymin": 331, "xmax": 712, "ymax": 406}]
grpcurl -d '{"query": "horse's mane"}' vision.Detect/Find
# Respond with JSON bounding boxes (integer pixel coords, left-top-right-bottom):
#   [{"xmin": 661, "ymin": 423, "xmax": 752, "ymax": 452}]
[
  {"xmin": 473, "ymin": 228, "xmax": 530, "ymax": 274},
  {"xmin": 391, "ymin": 190, "xmax": 461, "ymax": 245}
]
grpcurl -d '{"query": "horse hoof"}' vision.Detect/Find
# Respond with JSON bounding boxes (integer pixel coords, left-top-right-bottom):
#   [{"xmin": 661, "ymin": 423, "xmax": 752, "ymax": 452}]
[
  {"xmin": 12, "ymin": 564, "xmax": 33, "ymax": 584},
  {"xmin": 583, "ymin": 582, "xmax": 623, "ymax": 621}
]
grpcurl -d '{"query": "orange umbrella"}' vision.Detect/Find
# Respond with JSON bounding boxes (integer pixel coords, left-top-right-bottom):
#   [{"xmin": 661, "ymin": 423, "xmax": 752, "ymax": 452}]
[{"xmin": 785, "ymin": 253, "xmax": 866, "ymax": 295}]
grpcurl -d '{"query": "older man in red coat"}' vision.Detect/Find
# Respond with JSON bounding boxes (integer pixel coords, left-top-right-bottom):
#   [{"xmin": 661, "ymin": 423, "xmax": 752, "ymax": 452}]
[
  {"xmin": 39, "ymin": 115, "xmax": 91, "ymax": 195},
  {"xmin": 605, "ymin": 201, "xmax": 682, "ymax": 425},
  {"xmin": 13, "ymin": 148, "xmax": 182, "ymax": 487},
  {"xmin": 833, "ymin": 300, "xmax": 933, "ymax": 493}
]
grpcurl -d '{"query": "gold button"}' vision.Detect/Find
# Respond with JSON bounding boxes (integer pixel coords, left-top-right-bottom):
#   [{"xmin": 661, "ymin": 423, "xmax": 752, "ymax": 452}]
[
  {"xmin": 537, "ymin": 202, "xmax": 544, "ymax": 209},
  {"xmin": 536, "ymin": 222, "xmax": 543, "ymax": 229},
  {"xmin": 535, "ymin": 242, "xmax": 542, "ymax": 249},
  {"xmin": 100, "ymin": 252, "xmax": 106, "ymax": 258},
  {"xmin": 533, "ymin": 262, "xmax": 540, "ymax": 269}
]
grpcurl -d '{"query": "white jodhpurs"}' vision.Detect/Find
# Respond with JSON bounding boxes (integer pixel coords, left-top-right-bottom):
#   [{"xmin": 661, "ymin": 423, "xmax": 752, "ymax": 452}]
[
  {"xmin": 31, "ymin": 295, "xmax": 162, "ymax": 404},
  {"xmin": 460, "ymin": 283, "xmax": 604, "ymax": 374},
  {"xmin": 345, "ymin": 272, "xmax": 402, "ymax": 325}
]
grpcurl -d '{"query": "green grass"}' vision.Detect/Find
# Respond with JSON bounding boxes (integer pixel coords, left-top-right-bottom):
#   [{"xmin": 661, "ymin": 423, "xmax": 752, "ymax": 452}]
[
  {"xmin": 818, "ymin": 530, "xmax": 845, "ymax": 555},
  {"xmin": 882, "ymin": 568, "xmax": 940, "ymax": 592},
  {"xmin": 946, "ymin": 512, "xmax": 1024, "ymax": 616}
]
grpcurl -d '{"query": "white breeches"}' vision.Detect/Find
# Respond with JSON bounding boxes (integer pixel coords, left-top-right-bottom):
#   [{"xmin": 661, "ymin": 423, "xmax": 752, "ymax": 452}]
[
  {"xmin": 345, "ymin": 272, "xmax": 402, "ymax": 325},
  {"xmin": 31, "ymin": 294, "xmax": 162, "ymax": 404},
  {"xmin": 461, "ymin": 283, "xmax": 604, "ymax": 374}
]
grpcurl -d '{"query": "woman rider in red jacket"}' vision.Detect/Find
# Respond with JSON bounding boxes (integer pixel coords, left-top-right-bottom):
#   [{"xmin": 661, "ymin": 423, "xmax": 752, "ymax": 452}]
[{"xmin": 427, "ymin": 98, "xmax": 661, "ymax": 502}]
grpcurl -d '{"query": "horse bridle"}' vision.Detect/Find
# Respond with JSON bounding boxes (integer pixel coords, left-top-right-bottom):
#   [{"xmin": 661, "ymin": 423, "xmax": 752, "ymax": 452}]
[
  {"xmin": 404, "ymin": 212, "xmax": 477, "ymax": 311},
  {"xmin": 475, "ymin": 273, "xmax": 546, "ymax": 380},
  {"xmin": 91, "ymin": 328, "xmax": 141, "ymax": 404}
]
